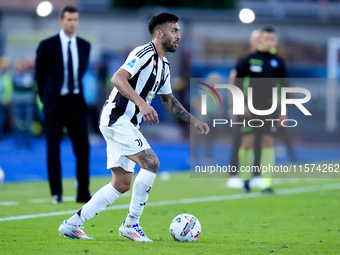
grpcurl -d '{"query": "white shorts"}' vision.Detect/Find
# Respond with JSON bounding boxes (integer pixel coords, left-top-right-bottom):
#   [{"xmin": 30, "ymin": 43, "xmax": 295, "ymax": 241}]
[{"xmin": 99, "ymin": 117, "xmax": 150, "ymax": 172}]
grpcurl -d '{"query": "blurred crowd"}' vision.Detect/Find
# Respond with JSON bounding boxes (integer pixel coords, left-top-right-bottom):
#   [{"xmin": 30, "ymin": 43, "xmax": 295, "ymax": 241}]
[{"xmin": 0, "ymin": 55, "xmax": 109, "ymax": 149}]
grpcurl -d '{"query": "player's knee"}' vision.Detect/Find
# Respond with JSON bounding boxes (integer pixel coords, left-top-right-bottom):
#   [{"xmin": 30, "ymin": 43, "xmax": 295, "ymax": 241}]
[
  {"xmin": 121, "ymin": 183, "xmax": 131, "ymax": 193},
  {"xmin": 113, "ymin": 182, "xmax": 131, "ymax": 194},
  {"xmin": 262, "ymin": 135, "xmax": 274, "ymax": 147},
  {"xmin": 243, "ymin": 144, "xmax": 252, "ymax": 150},
  {"xmin": 242, "ymin": 142, "xmax": 253, "ymax": 150},
  {"xmin": 242, "ymin": 140, "xmax": 254, "ymax": 150}
]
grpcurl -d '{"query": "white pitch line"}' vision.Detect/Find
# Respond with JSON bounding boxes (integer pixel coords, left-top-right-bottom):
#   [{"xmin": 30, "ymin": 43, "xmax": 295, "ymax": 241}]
[
  {"xmin": 0, "ymin": 183, "xmax": 339, "ymax": 222},
  {"xmin": 0, "ymin": 201, "xmax": 19, "ymax": 206},
  {"xmin": 0, "ymin": 193, "xmax": 133, "ymax": 206},
  {"xmin": 30, "ymin": 196, "xmax": 75, "ymax": 204},
  {"xmin": 29, "ymin": 192, "xmax": 131, "ymax": 204}
]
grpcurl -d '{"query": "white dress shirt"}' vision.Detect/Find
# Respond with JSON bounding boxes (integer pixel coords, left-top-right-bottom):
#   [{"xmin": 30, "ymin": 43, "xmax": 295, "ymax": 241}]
[{"xmin": 59, "ymin": 29, "xmax": 79, "ymax": 95}]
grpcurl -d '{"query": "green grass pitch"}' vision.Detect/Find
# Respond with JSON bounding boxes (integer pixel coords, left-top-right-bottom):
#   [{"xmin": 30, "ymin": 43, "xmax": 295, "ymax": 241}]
[{"xmin": 0, "ymin": 172, "xmax": 339, "ymax": 255}]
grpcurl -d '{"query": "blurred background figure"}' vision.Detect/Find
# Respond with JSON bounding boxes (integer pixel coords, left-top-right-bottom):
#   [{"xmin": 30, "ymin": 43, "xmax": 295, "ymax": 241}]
[
  {"xmin": 227, "ymin": 28, "xmax": 297, "ymax": 190},
  {"xmin": 35, "ymin": 5, "xmax": 91, "ymax": 204},
  {"xmin": 0, "ymin": 56, "xmax": 13, "ymax": 144},
  {"xmin": 232, "ymin": 27, "xmax": 288, "ymax": 194},
  {"xmin": 226, "ymin": 30, "xmax": 261, "ymax": 189},
  {"xmin": 12, "ymin": 57, "xmax": 35, "ymax": 149}
]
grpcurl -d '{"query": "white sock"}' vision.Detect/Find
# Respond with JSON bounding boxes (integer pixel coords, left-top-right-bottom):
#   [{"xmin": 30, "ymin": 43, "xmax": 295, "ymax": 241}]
[
  {"xmin": 67, "ymin": 183, "xmax": 122, "ymax": 226},
  {"xmin": 125, "ymin": 169, "xmax": 156, "ymax": 226}
]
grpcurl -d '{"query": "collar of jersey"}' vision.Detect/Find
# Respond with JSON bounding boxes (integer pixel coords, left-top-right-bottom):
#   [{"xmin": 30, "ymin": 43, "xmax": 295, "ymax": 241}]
[
  {"xmin": 149, "ymin": 41, "xmax": 157, "ymax": 54},
  {"xmin": 257, "ymin": 45, "xmax": 277, "ymax": 55}
]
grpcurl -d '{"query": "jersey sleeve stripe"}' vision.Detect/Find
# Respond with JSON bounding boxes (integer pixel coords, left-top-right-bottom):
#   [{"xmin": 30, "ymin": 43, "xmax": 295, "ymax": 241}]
[
  {"xmin": 138, "ymin": 49, "xmax": 154, "ymax": 59},
  {"xmin": 136, "ymin": 44, "xmax": 151, "ymax": 53},
  {"xmin": 136, "ymin": 48, "xmax": 152, "ymax": 57},
  {"xmin": 136, "ymin": 46, "xmax": 152, "ymax": 57}
]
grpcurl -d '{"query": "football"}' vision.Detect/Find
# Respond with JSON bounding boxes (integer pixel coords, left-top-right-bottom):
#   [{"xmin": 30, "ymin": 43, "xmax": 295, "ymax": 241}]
[{"xmin": 169, "ymin": 213, "xmax": 201, "ymax": 242}]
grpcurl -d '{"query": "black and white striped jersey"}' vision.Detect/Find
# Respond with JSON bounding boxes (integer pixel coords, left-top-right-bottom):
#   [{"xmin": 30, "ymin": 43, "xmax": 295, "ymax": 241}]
[{"xmin": 100, "ymin": 42, "xmax": 172, "ymax": 128}]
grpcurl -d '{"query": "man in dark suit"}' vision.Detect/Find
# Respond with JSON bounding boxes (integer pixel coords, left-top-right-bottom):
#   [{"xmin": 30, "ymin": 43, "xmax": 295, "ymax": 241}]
[{"xmin": 35, "ymin": 5, "xmax": 91, "ymax": 204}]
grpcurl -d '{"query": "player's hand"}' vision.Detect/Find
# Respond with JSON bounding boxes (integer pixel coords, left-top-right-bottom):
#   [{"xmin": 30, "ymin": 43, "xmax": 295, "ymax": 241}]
[
  {"xmin": 194, "ymin": 120, "xmax": 210, "ymax": 135},
  {"xmin": 139, "ymin": 102, "xmax": 159, "ymax": 125}
]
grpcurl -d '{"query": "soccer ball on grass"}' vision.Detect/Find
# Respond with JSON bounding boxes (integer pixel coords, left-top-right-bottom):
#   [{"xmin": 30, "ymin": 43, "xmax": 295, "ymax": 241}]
[{"xmin": 169, "ymin": 213, "xmax": 201, "ymax": 242}]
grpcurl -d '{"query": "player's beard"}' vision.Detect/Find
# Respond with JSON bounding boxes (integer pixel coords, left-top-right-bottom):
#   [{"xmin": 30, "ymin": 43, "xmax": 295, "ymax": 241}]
[{"xmin": 162, "ymin": 36, "xmax": 177, "ymax": 53}]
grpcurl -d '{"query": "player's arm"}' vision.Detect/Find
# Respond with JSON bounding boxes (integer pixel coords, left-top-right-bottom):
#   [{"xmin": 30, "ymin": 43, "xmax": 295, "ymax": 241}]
[
  {"xmin": 111, "ymin": 68, "xmax": 159, "ymax": 125},
  {"xmin": 160, "ymin": 93, "xmax": 209, "ymax": 135},
  {"xmin": 35, "ymin": 41, "xmax": 49, "ymax": 101},
  {"xmin": 234, "ymin": 56, "xmax": 248, "ymax": 86}
]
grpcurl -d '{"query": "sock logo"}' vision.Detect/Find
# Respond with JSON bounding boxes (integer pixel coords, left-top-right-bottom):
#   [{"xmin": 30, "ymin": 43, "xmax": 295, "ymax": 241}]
[
  {"xmin": 77, "ymin": 209, "xmax": 82, "ymax": 217},
  {"xmin": 135, "ymin": 139, "xmax": 143, "ymax": 147},
  {"xmin": 140, "ymin": 202, "xmax": 146, "ymax": 206},
  {"xmin": 146, "ymin": 187, "xmax": 151, "ymax": 194}
]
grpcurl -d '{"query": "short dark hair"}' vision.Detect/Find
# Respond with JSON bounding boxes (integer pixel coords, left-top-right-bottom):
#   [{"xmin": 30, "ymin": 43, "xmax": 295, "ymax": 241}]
[
  {"xmin": 59, "ymin": 5, "xmax": 78, "ymax": 19},
  {"xmin": 148, "ymin": 13, "xmax": 179, "ymax": 35},
  {"xmin": 261, "ymin": 26, "xmax": 276, "ymax": 34}
]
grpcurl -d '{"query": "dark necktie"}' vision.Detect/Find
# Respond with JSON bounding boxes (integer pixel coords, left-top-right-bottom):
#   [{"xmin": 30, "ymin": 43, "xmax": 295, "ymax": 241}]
[{"xmin": 68, "ymin": 40, "xmax": 74, "ymax": 94}]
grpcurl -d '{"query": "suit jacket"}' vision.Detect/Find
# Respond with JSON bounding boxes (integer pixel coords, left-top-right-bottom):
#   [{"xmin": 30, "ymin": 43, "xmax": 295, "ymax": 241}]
[{"xmin": 35, "ymin": 34, "xmax": 91, "ymax": 114}]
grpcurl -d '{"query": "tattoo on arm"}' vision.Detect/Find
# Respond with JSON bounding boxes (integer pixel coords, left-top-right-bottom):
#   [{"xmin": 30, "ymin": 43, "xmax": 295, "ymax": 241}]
[{"xmin": 160, "ymin": 93, "xmax": 193, "ymax": 123}]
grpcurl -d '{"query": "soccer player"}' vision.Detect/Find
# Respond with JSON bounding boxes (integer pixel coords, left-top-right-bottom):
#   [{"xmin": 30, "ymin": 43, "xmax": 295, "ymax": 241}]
[
  {"xmin": 58, "ymin": 13, "xmax": 209, "ymax": 242},
  {"xmin": 231, "ymin": 27, "xmax": 287, "ymax": 193}
]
